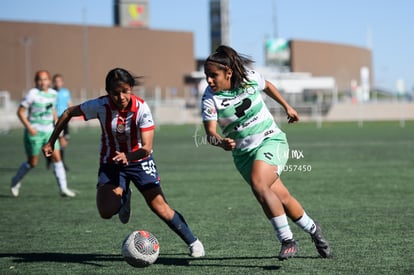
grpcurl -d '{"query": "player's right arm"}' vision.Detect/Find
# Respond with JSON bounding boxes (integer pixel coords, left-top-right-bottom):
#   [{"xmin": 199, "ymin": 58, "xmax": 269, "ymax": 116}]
[
  {"xmin": 42, "ymin": 105, "xmax": 83, "ymax": 157},
  {"xmin": 203, "ymin": 120, "xmax": 235, "ymax": 151},
  {"xmin": 16, "ymin": 105, "xmax": 37, "ymax": 136},
  {"xmin": 201, "ymin": 90, "xmax": 236, "ymax": 151}
]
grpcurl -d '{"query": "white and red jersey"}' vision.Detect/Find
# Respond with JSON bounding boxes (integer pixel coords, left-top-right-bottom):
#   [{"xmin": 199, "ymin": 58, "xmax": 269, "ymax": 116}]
[{"xmin": 80, "ymin": 94, "xmax": 155, "ymax": 164}]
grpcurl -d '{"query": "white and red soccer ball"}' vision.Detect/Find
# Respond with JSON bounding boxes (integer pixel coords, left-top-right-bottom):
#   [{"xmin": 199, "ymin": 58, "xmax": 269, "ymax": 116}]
[{"xmin": 122, "ymin": 230, "xmax": 160, "ymax": 267}]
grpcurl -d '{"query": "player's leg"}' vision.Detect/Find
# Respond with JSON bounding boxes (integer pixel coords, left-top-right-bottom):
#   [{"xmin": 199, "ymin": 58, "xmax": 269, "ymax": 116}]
[
  {"xmin": 95, "ymin": 163, "xmax": 126, "ymax": 220},
  {"xmin": 51, "ymin": 149, "xmax": 75, "ymax": 197},
  {"xmin": 270, "ymin": 177, "xmax": 305, "ymax": 220},
  {"xmin": 250, "ymin": 160, "xmax": 298, "ymax": 260},
  {"xmin": 270, "ymin": 168, "xmax": 331, "ymax": 257},
  {"xmin": 59, "ymin": 124, "xmax": 70, "ymax": 170},
  {"xmin": 140, "ymin": 186, "xmax": 205, "ymax": 257},
  {"xmin": 10, "ymin": 155, "xmax": 37, "ymax": 197},
  {"xmin": 10, "ymin": 132, "xmax": 41, "ymax": 196},
  {"xmin": 96, "ymin": 183, "xmax": 123, "ymax": 218}
]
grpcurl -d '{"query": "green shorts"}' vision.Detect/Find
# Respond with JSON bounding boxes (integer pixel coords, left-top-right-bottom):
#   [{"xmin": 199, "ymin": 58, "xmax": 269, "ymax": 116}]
[
  {"xmin": 233, "ymin": 132, "xmax": 289, "ymax": 184},
  {"xmin": 24, "ymin": 129, "xmax": 59, "ymax": 157}
]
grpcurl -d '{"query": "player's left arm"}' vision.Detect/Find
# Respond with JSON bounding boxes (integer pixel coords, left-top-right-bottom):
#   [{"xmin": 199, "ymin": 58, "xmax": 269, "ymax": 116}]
[
  {"xmin": 263, "ymin": 80, "xmax": 299, "ymax": 123},
  {"xmin": 113, "ymin": 129, "xmax": 154, "ymax": 165}
]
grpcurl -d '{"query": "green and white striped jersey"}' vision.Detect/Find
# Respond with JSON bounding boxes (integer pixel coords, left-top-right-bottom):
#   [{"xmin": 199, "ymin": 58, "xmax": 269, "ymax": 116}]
[
  {"xmin": 201, "ymin": 70, "xmax": 282, "ymax": 156},
  {"xmin": 20, "ymin": 88, "xmax": 57, "ymax": 133}
]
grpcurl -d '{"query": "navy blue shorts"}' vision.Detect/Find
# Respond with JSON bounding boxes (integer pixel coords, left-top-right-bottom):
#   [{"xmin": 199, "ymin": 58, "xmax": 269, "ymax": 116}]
[{"xmin": 97, "ymin": 155, "xmax": 161, "ymax": 192}]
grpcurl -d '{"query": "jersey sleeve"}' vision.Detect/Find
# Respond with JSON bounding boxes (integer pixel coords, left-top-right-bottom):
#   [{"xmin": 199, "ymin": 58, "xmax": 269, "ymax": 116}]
[
  {"xmin": 20, "ymin": 89, "xmax": 36, "ymax": 108},
  {"xmin": 201, "ymin": 89, "xmax": 217, "ymax": 121},
  {"xmin": 79, "ymin": 98, "xmax": 100, "ymax": 121},
  {"xmin": 138, "ymin": 101, "xmax": 155, "ymax": 131},
  {"xmin": 248, "ymin": 70, "xmax": 266, "ymax": 91}
]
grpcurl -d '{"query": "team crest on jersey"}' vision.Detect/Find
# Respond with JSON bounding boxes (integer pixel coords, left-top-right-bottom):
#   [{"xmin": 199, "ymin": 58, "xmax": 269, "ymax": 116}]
[
  {"xmin": 204, "ymin": 107, "xmax": 216, "ymax": 115},
  {"xmin": 117, "ymin": 124, "xmax": 125, "ymax": 133},
  {"xmin": 244, "ymin": 84, "xmax": 256, "ymax": 95}
]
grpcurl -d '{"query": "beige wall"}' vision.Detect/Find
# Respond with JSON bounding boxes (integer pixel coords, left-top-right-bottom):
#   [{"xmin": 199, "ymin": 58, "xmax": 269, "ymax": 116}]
[
  {"xmin": 0, "ymin": 21, "xmax": 195, "ymax": 101},
  {"xmin": 290, "ymin": 40, "xmax": 373, "ymax": 91}
]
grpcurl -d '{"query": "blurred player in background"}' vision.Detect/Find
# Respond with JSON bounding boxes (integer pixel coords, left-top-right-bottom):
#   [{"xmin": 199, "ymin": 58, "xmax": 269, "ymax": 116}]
[
  {"xmin": 10, "ymin": 70, "xmax": 75, "ymax": 197},
  {"xmin": 42, "ymin": 68, "xmax": 205, "ymax": 257},
  {"xmin": 201, "ymin": 45, "xmax": 331, "ymax": 260},
  {"xmin": 46, "ymin": 74, "xmax": 72, "ymax": 170}
]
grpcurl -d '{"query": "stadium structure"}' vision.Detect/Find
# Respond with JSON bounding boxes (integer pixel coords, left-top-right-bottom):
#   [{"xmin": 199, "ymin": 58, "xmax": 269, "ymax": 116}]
[{"xmin": 0, "ymin": 0, "xmax": 413, "ymax": 131}]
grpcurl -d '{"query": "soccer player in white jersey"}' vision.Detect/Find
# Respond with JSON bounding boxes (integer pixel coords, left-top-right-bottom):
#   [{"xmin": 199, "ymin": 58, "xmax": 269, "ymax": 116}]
[
  {"xmin": 10, "ymin": 70, "xmax": 75, "ymax": 197},
  {"xmin": 42, "ymin": 68, "xmax": 205, "ymax": 257},
  {"xmin": 201, "ymin": 45, "xmax": 331, "ymax": 260}
]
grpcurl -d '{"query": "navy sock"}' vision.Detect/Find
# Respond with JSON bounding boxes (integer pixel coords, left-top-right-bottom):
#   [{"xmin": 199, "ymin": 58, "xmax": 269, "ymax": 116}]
[{"xmin": 166, "ymin": 210, "xmax": 197, "ymax": 245}]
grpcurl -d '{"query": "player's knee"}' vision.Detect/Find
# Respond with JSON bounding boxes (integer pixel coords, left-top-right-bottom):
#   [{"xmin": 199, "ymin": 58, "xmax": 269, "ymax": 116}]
[
  {"xmin": 96, "ymin": 201, "xmax": 120, "ymax": 219},
  {"xmin": 250, "ymin": 178, "xmax": 269, "ymax": 195},
  {"xmin": 98, "ymin": 207, "xmax": 116, "ymax": 219},
  {"xmin": 28, "ymin": 160, "xmax": 37, "ymax": 168}
]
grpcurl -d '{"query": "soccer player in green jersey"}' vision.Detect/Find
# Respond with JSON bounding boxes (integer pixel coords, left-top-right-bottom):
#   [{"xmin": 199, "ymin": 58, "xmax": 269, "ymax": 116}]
[
  {"xmin": 10, "ymin": 70, "xmax": 75, "ymax": 197},
  {"xmin": 201, "ymin": 45, "xmax": 331, "ymax": 260}
]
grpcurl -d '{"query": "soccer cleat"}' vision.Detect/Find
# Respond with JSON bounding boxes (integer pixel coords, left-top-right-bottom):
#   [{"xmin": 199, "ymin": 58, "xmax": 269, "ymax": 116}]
[
  {"xmin": 189, "ymin": 239, "xmax": 205, "ymax": 258},
  {"xmin": 118, "ymin": 188, "xmax": 131, "ymax": 224},
  {"xmin": 310, "ymin": 221, "xmax": 331, "ymax": 258},
  {"xmin": 278, "ymin": 239, "xmax": 298, "ymax": 260},
  {"xmin": 10, "ymin": 177, "xmax": 21, "ymax": 197},
  {"xmin": 60, "ymin": 188, "xmax": 76, "ymax": 197}
]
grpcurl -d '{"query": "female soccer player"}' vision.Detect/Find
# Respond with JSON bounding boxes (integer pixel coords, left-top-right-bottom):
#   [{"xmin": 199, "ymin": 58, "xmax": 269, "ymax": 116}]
[
  {"xmin": 10, "ymin": 70, "xmax": 75, "ymax": 197},
  {"xmin": 42, "ymin": 68, "xmax": 205, "ymax": 257},
  {"xmin": 201, "ymin": 45, "xmax": 331, "ymax": 260}
]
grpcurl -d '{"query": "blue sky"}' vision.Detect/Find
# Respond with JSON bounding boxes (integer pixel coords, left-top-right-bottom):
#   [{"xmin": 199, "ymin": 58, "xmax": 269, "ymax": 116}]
[{"xmin": 1, "ymin": 0, "xmax": 413, "ymax": 92}]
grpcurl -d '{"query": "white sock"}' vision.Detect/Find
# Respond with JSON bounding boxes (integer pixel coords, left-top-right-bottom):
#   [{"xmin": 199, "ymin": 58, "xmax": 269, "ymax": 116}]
[
  {"xmin": 53, "ymin": 161, "xmax": 68, "ymax": 190},
  {"xmin": 294, "ymin": 212, "xmax": 316, "ymax": 234},
  {"xmin": 13, "ymin": 162, "xmax": 31, "ymax": 183},
  {"xmin": 270, "ymin": 214, "xmax": 293, "ymax": 242}
]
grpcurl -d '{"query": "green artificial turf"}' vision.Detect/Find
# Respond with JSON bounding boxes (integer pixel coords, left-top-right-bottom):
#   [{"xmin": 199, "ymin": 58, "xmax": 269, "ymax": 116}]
[{"xmin": 0, "ymin": 121, "xmax": 413, "ymax": 274}]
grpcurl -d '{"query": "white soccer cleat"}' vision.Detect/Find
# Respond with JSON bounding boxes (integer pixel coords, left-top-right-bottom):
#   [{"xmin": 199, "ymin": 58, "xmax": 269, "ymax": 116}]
[
  {"xmin": 60, "ymin": 188, "xmax": 76, "ymax": 197},
  {"xmin": 10, "ymin": 179, "xmax": 21, "ymax": 197},
  {"xmin": 189, "ymin": 239, "xmax": 205, "ymax": 258}
]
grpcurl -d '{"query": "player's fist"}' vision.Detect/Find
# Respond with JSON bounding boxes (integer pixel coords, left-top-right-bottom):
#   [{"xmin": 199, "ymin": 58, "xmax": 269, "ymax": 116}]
[
  {"xmin": 286, "ymin": 107, "xmax": 299, "ymax": 123},
  {"xmin": 222, "ymin": 138, "xmax": 236, "ymax": 151},
  {"xmin": 42, "ymin": 143, "xmax": 54, "ymax": 157}
]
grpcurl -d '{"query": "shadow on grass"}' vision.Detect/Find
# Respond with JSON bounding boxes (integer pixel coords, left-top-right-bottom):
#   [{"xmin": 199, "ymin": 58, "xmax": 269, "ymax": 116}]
[
  {"xmin": 0, "ymin": 252, "xmax": 122, "ymax": 267},
  {"xmin": 0, "ymin": 252, "xmax": 283, "ymax": 270},
  {"xmin": 157, "ymin": 253, "xmax": 282, "ymax": 270}
]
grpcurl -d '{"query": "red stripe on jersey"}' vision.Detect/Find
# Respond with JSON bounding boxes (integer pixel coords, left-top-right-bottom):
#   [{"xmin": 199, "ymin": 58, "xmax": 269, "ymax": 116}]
[
  {"xmin": 141, "ymin": 125, "xmax": 156, "ymax": 132},
  {"xmin": 98, "ymin": 114, "xmax": 107, "ymax": 163},
  {"xmin": 102, "ymin": 104, "xmax": 117, "ymax": 163},
  {"xmin": 117, "ymin": 110, "xmax": 129, "ymax": 154},
  {"xmin": 130, "ymin": 102, "xmax": 139, "ymax": 153}
]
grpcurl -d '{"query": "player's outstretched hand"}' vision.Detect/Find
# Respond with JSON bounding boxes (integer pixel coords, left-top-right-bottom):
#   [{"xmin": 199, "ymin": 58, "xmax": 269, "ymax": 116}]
[
  {"xmin": 113, "ymin": 151, "xmax": 129, "ymax": 165},
  {"xmin": 286, "ymin": 107, "xmax": 299, "ymax": 124},
  {"xmin": 42, "ymin": 143, "xmax": 54, "ymax": 158}
]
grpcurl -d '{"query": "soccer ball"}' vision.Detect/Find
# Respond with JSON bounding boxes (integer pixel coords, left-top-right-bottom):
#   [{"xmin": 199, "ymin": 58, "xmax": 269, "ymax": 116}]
[{"xmin": 121, "ymin": 230, "xmax": 160, "ymax": 267}]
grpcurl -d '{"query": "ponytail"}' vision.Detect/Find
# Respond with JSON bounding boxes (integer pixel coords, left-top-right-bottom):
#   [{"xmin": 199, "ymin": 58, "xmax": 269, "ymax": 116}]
[{"xmin": 205, "ymin": 45, "xmax": 254, "ymax": 89}]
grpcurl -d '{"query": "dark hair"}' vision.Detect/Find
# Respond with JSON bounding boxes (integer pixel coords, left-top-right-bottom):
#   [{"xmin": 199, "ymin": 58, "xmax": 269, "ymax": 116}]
[
  {"xmin": 105, "ymin": 68, "xmax": 142, "ymax": 92},
  {"xmin": 204, "ymin": 45, "xmax": 254, "ymax": 89}
]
